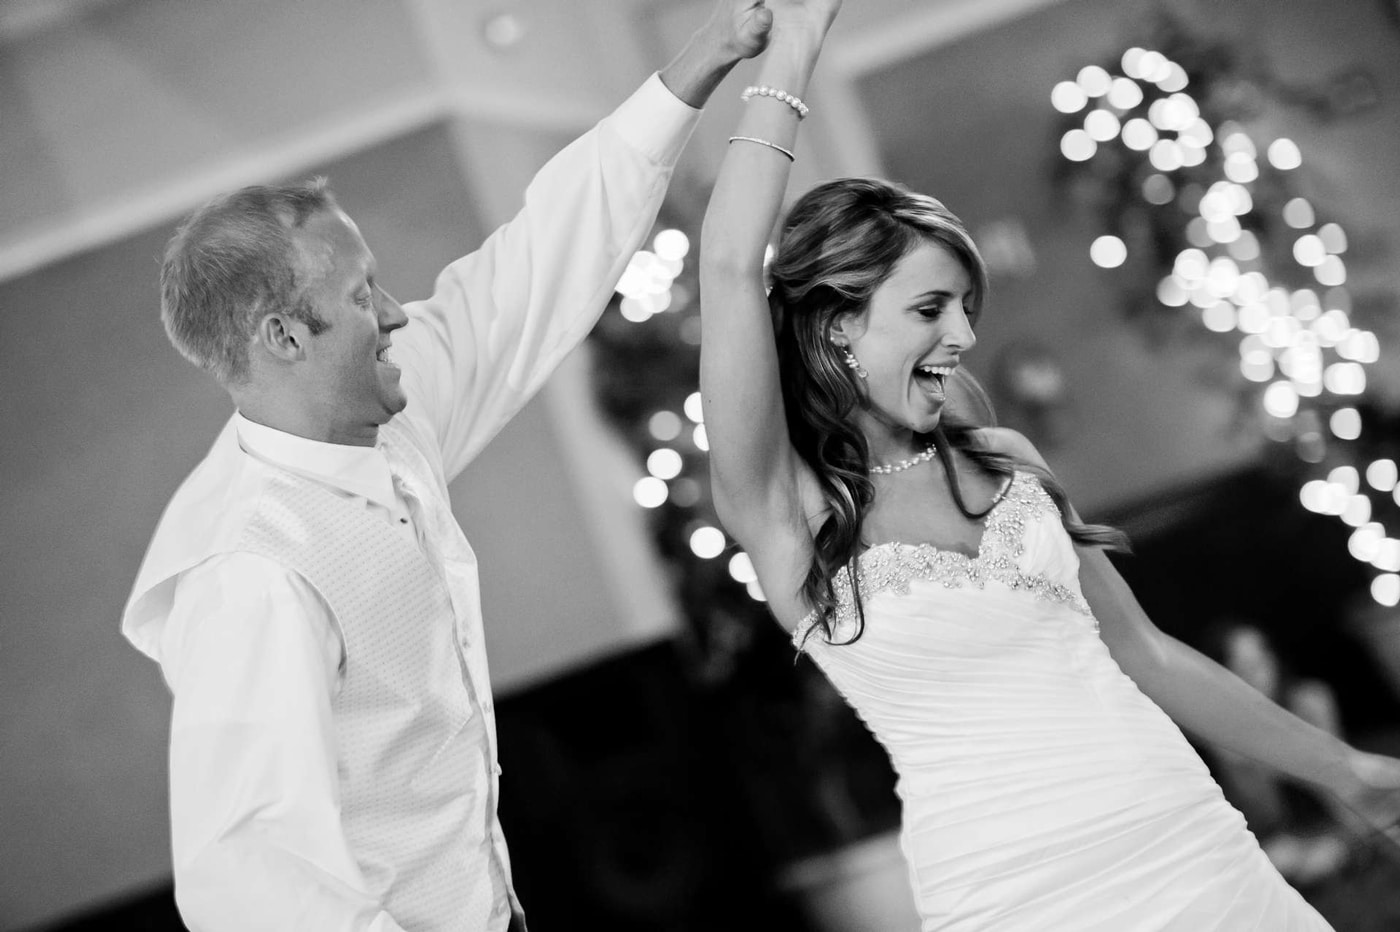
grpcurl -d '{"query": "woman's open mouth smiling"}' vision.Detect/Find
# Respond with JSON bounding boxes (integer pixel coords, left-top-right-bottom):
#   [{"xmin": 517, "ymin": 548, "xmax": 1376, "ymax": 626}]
[{"xmin": 914, "ymin": 364, "xmax": 955, "ymax": 396}]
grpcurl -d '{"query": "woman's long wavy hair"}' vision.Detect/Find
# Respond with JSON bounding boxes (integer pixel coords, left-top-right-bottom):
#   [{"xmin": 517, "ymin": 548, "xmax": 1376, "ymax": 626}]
[{"xmin": 769, "ymin": 179, "xmax": 1127, "ymax": 645}]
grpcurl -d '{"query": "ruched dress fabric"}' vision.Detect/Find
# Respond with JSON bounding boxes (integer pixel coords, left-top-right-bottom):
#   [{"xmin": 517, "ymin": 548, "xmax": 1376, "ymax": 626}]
[{"xmin": 792, "ymin": 472, "xmax": 1332, "ymax": 931}]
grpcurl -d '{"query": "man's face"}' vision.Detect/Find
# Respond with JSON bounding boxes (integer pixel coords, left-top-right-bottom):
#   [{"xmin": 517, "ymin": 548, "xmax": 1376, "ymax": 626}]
[{"xmin": 292, "ymin": 208, "xmax": 408, "ymax": 445}]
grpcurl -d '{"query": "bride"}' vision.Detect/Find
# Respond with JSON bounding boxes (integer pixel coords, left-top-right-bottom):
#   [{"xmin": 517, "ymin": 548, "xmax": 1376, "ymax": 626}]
[{"xmin": 698, "ymin": 2, "xmax": 1400, "ymax": 928}]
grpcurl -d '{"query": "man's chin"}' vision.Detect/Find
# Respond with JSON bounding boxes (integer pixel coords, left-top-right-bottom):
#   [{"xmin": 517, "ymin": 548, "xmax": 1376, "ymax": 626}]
[{"xmin": 378, "ymin": 393, "xmax": 409, "ymax": 422}]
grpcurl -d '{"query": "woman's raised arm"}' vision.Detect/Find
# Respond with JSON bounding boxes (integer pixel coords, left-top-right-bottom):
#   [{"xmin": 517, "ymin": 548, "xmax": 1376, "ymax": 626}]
[{"xmin": 699, "ymin": 0, "xmax": 839, "ymax": 556}]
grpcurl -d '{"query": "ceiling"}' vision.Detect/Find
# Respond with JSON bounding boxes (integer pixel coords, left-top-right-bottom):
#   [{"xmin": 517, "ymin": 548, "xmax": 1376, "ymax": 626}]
[{"xmin": 0, "ymin": 0, "xmax": 114, "ymax": 42}]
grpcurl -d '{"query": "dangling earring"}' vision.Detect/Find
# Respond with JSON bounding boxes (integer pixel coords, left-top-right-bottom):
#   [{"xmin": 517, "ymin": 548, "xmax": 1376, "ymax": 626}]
[{"xmin": 841, "ymin": 347, "xmax": 868, "ymax": 380}]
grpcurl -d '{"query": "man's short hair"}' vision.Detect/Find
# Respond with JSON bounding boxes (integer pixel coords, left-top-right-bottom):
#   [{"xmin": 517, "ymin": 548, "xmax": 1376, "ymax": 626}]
[{"xmin": 160, "ymin": 178, "xmax": 337, "ymax": 384}]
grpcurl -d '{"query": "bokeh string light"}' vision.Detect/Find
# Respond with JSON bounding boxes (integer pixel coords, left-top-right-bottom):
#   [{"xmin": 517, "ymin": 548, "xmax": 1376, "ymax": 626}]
[
  {"xmin": 608, "ymin": 228, "xmax": 768, "ymax": 603},
  {"xmin": 1053, "ymin": 47, "xmax": 1396, "ymax": 604}
]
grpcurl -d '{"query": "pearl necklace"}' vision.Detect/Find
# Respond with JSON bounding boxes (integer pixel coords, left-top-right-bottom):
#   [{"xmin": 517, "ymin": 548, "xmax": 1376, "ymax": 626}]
[{"xmin": 870, "ymin": 444, "xmax": 938, "ymax": 475}]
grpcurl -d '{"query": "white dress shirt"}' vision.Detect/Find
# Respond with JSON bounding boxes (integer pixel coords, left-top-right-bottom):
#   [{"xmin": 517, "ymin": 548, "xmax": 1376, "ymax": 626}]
[{"xmin": 126, "ymin": 73, "xmax": 701, "ymax": 931}]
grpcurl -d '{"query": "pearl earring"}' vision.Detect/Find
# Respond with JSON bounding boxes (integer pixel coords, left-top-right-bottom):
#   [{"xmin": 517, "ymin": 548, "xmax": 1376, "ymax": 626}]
[{"xmin": 841, "ymin": 347, "xmax": 868, "ymax": 380}]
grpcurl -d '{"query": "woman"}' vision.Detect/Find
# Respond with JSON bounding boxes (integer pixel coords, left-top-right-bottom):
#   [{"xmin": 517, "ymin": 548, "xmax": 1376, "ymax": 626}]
[{"xmin": 699, "ymin": 2, "xmax": 1400, "ymax": 928}]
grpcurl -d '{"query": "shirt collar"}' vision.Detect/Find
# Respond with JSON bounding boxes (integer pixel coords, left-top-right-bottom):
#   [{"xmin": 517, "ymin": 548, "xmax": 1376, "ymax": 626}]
[{"xmin": 234, "ymin": 413, "xmax": 399, "ymax": 513}]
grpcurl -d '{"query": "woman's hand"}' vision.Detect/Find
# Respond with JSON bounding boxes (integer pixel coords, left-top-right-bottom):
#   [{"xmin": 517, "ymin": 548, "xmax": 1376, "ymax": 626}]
[
  {"xmin": 766, "ymin": 0, "xmax": 843, "ymax": 46},
  {"xmin": 1328, "ymin": 749, "xmax": 1400, "ymax": 855}
]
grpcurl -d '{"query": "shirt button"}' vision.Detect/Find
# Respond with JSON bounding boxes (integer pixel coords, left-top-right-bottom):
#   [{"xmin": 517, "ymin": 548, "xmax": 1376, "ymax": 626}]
[{"xmin": 491, "ymin": 762, "xmax": 503, "ymax": 776}]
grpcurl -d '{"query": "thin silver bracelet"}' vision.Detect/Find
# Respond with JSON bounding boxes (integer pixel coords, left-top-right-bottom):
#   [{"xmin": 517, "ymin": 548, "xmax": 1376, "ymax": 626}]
[{"xmin": 728, "ymin": 135, "xmax": 796, "ymax": 162}]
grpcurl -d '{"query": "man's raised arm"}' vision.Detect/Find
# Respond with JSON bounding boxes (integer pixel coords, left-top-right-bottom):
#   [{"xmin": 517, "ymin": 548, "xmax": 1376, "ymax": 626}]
[{"xmin": 393, "ymin": 0, "xmax": 773, "ymax": 480}]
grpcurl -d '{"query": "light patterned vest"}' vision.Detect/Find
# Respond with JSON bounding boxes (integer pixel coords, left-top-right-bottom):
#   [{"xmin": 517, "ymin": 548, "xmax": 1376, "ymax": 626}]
[{"xmin": 233, "ymin": 418, "xmax": 510, "ymax": 930}]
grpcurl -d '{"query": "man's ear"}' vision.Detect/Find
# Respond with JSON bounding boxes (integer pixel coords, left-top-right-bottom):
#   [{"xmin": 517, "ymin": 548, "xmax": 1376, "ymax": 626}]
[{"xmin": 255, "ymin": 313, "xmax": 306, "ymax": 363}]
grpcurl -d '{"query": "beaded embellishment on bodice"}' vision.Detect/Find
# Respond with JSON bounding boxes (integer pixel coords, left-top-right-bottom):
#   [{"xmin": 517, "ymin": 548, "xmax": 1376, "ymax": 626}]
[{"xmin": 794, "ymin": 471, "xmax": 1093, "ymax": 646}]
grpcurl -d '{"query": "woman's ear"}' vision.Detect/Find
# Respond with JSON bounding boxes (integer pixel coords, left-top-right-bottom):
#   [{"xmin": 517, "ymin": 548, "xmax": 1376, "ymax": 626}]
[{"xmin": 828, "ymin": 311, "xmax": 864, "ymax": 347}]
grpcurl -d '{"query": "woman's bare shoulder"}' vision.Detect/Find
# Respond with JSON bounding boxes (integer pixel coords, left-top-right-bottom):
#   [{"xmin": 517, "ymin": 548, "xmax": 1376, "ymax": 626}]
[{"xmin": 970, "ymin": 426, "xmax": 1050, "ymax": 470}]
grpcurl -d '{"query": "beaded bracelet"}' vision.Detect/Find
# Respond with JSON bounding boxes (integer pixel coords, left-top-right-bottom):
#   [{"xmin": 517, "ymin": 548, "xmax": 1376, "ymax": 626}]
[{"xmin": 741, "ymin": 85, "xmax": 810, "ymax": 120}]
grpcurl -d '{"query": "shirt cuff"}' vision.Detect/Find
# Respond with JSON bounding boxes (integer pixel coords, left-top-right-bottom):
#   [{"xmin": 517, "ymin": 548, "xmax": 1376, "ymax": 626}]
[{"xmin": 605, "ymin": 72, "xmax": 702, "ymax": 168}]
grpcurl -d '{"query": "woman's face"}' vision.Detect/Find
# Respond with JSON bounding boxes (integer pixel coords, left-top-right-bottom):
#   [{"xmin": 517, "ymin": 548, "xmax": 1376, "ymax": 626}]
[{"xmin": 832, "ymin": 239, "xmax": 977, "ymax": 445}]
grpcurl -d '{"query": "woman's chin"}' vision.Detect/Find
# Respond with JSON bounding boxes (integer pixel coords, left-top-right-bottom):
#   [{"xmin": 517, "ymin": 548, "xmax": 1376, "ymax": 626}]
[
  {"xmin": 913, "ymin": 417, "xmax": 942, "ymax": 436},
  {"xmin": 906, "ymin": 402, "xmax": 945, "ymax": 434},
  {"xmin": 858, "ymin": 398, "xmax": 944, "ymax": 438}
]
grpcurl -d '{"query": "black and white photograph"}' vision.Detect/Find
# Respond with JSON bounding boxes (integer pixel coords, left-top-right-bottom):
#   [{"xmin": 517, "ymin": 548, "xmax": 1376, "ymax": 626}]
[{"xmin": 3, "ymin": 1, "xmax": 1400, "ymax": 930}]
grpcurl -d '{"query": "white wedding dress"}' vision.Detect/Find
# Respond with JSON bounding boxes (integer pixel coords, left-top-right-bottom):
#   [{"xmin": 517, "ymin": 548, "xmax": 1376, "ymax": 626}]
[{"xmin": 792, "ymin": 472, "xmax": 1332, "ymax": 931}]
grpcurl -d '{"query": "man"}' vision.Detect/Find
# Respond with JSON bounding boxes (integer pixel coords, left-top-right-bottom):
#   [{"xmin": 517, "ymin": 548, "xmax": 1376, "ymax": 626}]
[{"xmin": 121, "ymin": 3, "xmax": 774, "ymax": 929}]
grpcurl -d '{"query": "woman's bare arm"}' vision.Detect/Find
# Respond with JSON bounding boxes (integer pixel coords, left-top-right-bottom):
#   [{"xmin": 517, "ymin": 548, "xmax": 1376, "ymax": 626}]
[
  {"xmin": 985, "ymin": 426, "xmax": 1400, "ymax": 825},
  {"xmin": 698, "ymin": 1, "xmax": 840, "ymax": 621}
]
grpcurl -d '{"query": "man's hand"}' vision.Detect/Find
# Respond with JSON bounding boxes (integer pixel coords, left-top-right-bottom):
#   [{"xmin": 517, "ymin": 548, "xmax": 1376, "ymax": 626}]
[
  {"xmin": 658, "ymin": 0, "xmax": 776, "ymax": 109},
  {"xmin": 710, "ymin": 0, "xmax": 775, "ymax": 62}
]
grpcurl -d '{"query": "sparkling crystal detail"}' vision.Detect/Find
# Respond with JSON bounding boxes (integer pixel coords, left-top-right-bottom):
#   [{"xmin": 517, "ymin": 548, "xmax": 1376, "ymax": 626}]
[{"xmin": 794, "ymin": 473, "xmax": 1096, "ymax": 647}]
